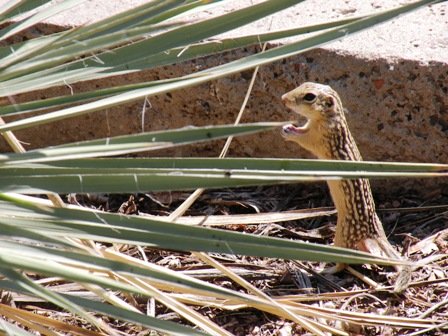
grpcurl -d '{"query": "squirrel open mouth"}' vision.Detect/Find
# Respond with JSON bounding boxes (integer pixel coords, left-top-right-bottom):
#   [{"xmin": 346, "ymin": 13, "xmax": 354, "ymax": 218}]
[{"xmin": 282, "ymin": 120, "xmax": 309, "ymax": 135}]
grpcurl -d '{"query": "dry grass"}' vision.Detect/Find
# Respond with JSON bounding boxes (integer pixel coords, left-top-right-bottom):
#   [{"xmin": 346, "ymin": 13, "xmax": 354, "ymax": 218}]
[{"xmin": 8, "ymin": 184, "xmax": 446, "ymax": 335}]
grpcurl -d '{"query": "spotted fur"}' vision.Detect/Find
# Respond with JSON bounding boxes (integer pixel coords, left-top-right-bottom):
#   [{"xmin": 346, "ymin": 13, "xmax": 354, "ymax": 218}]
[
  {"xmin": 281, "ymin": 83, "xmax": 411, "ymax": 292},
  {"xmin": 325, "ymin": 120, "xmax": 383, "ymax": 249}
]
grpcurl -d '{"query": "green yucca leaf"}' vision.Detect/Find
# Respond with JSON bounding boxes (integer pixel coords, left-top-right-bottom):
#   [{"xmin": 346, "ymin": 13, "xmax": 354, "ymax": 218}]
[
  {"xmin": 0, "ymin": 1, "xmax": 442, "ymax": 334},
  {"xmin": 0, "ymin": 0, "xmax": 196, "ymax": 69},
  {"xmin": 0, "ymin": 0, "xmax": 50, "ymax": 24},
  {"xmin": 0, "ymin": 195, "xmax": 403, "ymax": 267},
  {"xmin": 0, "ymin": 15, "xmax": 363, "ymax": 117},
  {"xmin": 0, "ymin": 123, "xmax": 281, "ymax": 164},
  {"xmin": 0, "ymin": 237, "xmax": 247, "ymax": 301},
  {"xmin": 56, "ymin": 0, "xmax": 307, "ymax": 72},
  {"xmin": 48, "ymin": 157, "xmax": 448, "ymax": 173},
  {"xmin": 1, "ymin": 155, "xmax": 446, "ymax": 194},
  {"xmin": 0, "ymin": 279, "xmax": 208, "ymax": 335},
  {"xmin": 1, "ymin": 166, "xmax": 446, "ymax": 194},
  {"xmin": 0, "ymin": 267, "xmax": 104, "ymax": 332},
  {"xmin": 0, "ymin": 0, "xmax": 84, "ymax": 41},
  {"xmin": 0, "ymin": 0, "xmax": 438, "ymax": 130},
  {"xmin": 0, "ymin": 317, "xmax": 36, "ymax": 336},
  {"xmin": 0, "ymin": 0, "xmax": 304, "ymax": 90}
]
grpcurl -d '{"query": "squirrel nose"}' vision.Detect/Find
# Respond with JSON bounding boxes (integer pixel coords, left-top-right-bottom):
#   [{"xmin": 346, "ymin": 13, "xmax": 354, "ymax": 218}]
[{"xmin": 281, "ymin": 93, "xmax": 292, "ymax": 104}]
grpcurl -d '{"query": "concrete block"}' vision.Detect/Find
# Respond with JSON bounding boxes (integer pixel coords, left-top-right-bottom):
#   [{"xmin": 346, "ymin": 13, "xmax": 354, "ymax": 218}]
[{"xmin": 1, "ymin": 1, "xmax": 447, "ymax": 193}]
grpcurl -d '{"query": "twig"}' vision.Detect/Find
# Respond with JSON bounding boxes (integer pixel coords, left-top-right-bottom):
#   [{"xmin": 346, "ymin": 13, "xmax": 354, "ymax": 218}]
[
  {"xmin": 346, "ymin": 265, "xmax": 380, "ymax": 289},
  {"xmin": 292, "ymin": 261, "xmax": 346, "ymax": 292},
  {"xmin": 408, "ymin": 321, "xmax": 448, "ymax": 336},
  {"xmin": 340, "ymin": 292, "xmax": 387, "ymax": 310},
  {"xmin": 193, "ymin": 252, "xmax": 340, "ymax": 336},
  {"xmin": 0, "ymin": 117, "xmax": 65, "ymax": 207},
  {"xmin": 168, "ymin": 43, "xmax": 267, "ymax": 221},
  {"xmin": 418, "ymin": 296, "xmax": 448, "ymax": 319}
]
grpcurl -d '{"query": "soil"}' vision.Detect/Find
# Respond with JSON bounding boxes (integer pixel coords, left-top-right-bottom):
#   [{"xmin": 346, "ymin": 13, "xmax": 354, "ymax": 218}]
[{"xmin": 67, "ymin": 183, "xmax": 448, "ymax": 335}]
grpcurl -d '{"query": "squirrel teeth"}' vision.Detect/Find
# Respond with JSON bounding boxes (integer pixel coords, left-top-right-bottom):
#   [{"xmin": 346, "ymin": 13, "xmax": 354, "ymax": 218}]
[{"xmin": 282, "ymin": 121, "xmax": 309, "ymax": 135}]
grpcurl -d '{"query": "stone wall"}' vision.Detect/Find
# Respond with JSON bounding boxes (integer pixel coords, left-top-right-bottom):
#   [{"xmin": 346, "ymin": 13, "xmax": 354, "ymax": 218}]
[
  {"xmin": 1, "ymin": 9, "xmax": 447, "ymax": 195},
  {"xmin": 3, "ymin": 45, "xmax": 446, "ymax": 164}
]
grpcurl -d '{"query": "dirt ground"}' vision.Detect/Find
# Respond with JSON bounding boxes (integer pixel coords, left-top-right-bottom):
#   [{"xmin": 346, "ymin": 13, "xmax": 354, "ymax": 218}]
[{"xmin": 69, "ymin": 183, "xmax": 448, "ymax": 335}]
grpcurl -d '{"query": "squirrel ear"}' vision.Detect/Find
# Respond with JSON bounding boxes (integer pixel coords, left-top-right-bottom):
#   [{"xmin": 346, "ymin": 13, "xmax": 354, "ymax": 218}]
[{"xmin": 324, "ymin": 96, "xmax": 335, "ymax": 108}]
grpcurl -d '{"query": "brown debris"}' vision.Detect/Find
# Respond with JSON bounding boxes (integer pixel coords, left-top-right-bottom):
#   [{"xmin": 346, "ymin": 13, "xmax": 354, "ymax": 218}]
[{"xmin": 14, "ymin": 185, "xmax": 448, "ymax": 335}]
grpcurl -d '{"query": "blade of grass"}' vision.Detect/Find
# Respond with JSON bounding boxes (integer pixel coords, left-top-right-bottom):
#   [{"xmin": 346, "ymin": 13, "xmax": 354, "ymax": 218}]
[
  {"xmin": 0, "ymin": 0, "xmax": 438, "ymax": 131},
  {"xmin": 0, "ymin": 0, "xmax": 305, "ymax": 86},
  {"xmin": 0, "ymin": 0, "xmax": 190, "ymax": 75},
  {"xmin": 50, "ymin": 0, "xmax": 307, "ymax": 71},
  {"xmin": 117, "ymin": 272, "xmax": 233, "ymax": 336},
  {"xmin": 0, "ymin": 303, "xmax": 106, "ymax": 336},
  {"xmin": 168, "ymin": 42, "xmax": 266, "ymax": 220},
  {"xmin": 46, "ymin": 157, "xmax": 448, "ymax": 172},
  {"xmin": 0, "ymin": 195, "xmax": 404, "ymax": 267},
  {"xmin": 123, "ymin": 14, "xmax": 367, "ymax": 71},
  {"xmin": 0, "ymin": 15, "xmax": 366, "ymax": 117},
  {"xmin": 194, "ymin": 252, "xmax": 331, "ymax": 336},
  {"xmin": 0, "ymin": 161, "xmax": 446, "ymax": 194},
  {"xmin": 0, "ymin": 241, "xmax": 253, "ymax": 301},
  {"xmin": 0, "ymin": 123, "xmax": 282, "ymax": 164},
  {"xmin": 0, "ymin": 315, "xmax": 41, "ymax": 336},
  {"xmin": 144, "ymin": 208, "xmax": 336, "ymax": 226},
  {"xmin": 0, "ymin": 23, "xmax": 179, "ymax": 71},
  {"xmin": 0, "ymin": 113, "xmax": 66, "ymax": 207},
  {"xmin": 0, "ymin": 267, "xmax": 118, "ymax": 335},
  {"xmin": 0, "ymin": 0, "xmax": 50, "ymax": 24},
  {"xmin": 0, "ymin": 0, "xmax": 85, "ymax": 41},
  {"xmin": 0, "ymin": 281, "xmax": 209, "ymax": 336}
]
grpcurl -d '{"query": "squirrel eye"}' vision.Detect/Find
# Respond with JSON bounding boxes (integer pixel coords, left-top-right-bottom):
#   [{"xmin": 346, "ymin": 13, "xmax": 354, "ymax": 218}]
[{"xmin": 303, "ymin": 93, "xmax": 316, "ymax": 103}]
